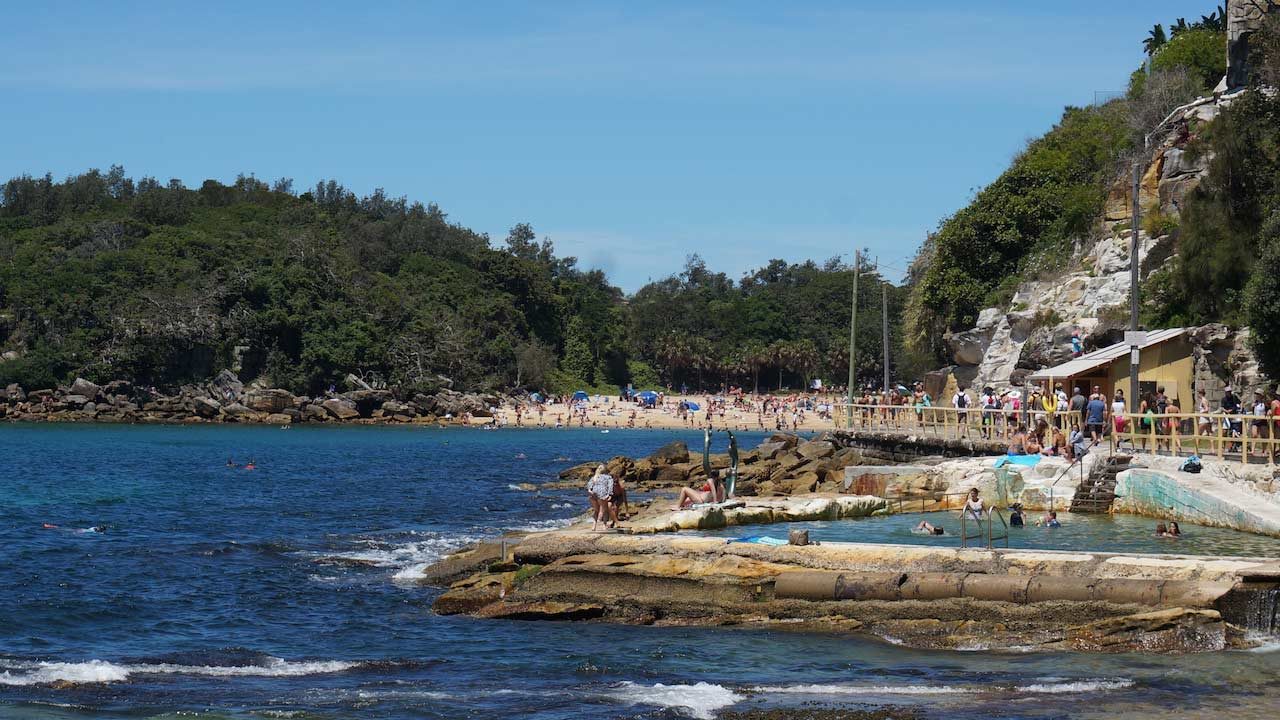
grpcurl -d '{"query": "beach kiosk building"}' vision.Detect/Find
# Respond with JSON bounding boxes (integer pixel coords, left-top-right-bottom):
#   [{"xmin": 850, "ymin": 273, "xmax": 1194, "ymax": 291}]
[{"xmin": 1027, "ymin": 328, "xmax": 1193, "ymax": 407}]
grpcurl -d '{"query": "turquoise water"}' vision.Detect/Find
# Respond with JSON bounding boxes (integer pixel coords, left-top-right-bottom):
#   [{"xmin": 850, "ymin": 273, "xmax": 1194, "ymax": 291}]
[
  {"xmin": 698, "ymin": 511, "xmax": 1280, "ymax": 558},
  {"xmin": 2, "ymin": 423, "xmax": 1280, "ymax": 720}
]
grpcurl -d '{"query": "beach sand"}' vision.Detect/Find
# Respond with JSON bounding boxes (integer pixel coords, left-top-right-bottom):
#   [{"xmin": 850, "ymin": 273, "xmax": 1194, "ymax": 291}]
[{"xmin": 483, "ymin": 394, "xmax": 840, "ymax": 432}]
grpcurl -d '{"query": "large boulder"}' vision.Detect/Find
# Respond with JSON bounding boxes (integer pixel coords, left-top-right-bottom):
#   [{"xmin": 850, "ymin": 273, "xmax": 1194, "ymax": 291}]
[
  {"xmin": 796, "ymin": 440, "xmax": 835, "ymax": 460},
  {"xmin": 265, "ymin": 413, "xmax": 293, "ymax": 425},
  {"xmin": 221, "ymin": 402, "xmax": 256, "ymax": 419},
  {"xmin": 322, "ymin": 398, "xmax": 360, "ymax": 420},
  {"xmin": 209, "ymin": 370, "xmax": 244, "ymax": 403},
  {"xmin": 4, "ymin": 383, "xmax": 25, "ymax": 403},
  {"xmin": 69, "ymin": 378, "xmax": 102, "ymax": 400},
  {"xmin": 649, "ymin": 441, "xmax": 690, "ymax": 465},
  {"xmin": 244, "ymin": 388, "xmax": 294, "ymax": 413},
  {"xmin": 192, "ymin": 397, "xmax": 222, "ymax": 419},
  {"xmin": 347, "ymin": 389, "xmax": 393, "ymax": 417}
]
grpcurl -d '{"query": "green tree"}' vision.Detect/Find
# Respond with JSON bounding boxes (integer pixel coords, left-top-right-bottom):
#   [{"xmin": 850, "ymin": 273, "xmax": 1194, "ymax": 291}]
[
  {"xmin": 1151, "ymin": 28, "xmax": 1226, "ymax": 89},
  {"xmin": 1244, "ymin": 214, "xmax": 1280, "ymax": 379},
  {"xmin": 1144, "ymin": 24, "xmax": 1167, "ymax": 56}
]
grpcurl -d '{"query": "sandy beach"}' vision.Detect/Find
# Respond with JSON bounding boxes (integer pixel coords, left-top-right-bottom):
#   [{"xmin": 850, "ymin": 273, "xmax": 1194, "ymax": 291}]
[{"xmin": 483, "ymin": 394, "xmax": 841, "ymax": 432}]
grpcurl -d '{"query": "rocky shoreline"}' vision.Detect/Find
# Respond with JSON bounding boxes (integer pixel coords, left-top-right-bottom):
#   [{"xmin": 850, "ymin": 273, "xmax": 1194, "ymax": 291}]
[
  {"xmin": 426, "ymin": 527, "xmax": 1280, "ymax": 654},
  {"xmin": 0, "ymin": 371, "xmax": 501, "ymax": 426}
]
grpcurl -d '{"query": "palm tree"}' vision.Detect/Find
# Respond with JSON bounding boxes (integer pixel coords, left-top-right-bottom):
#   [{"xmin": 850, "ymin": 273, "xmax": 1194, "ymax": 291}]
[
  {"xmin": 1170, "ymin": 17, "xmax": 1189, "ymax": 38},
  {"xmin": 767, "ymin": 340, "xmax": 790, "ymax": 391},
  {"xmin": 1143, "ymin": 24, "xmax": 1167, "ymax": 56},
  {"xmin": 654, "ymin": 334, "xmax": 690, "ymax": 388},
  {"xmin": 790, "ymin": 339, "xmax": 820, "ymax": 391},
  {"xmin": 743, "ymin": 341, "xmax": 768, "ymax": 394},
  {"xmin": 1198, "ymin": 6, "xmax": 1225, "ymax": 32}
]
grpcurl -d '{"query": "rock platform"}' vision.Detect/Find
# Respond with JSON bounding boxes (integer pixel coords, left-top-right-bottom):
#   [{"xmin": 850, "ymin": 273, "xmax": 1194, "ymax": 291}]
[{"xmin": 428, "ymin": 525, "xmax": 1280, "ymax": 654}]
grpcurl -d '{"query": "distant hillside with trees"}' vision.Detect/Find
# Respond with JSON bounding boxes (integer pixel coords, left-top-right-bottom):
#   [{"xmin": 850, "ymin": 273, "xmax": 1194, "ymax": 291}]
[{"xmin": 0, "ymin": 170, "xmax": 910, "ymax": 395}]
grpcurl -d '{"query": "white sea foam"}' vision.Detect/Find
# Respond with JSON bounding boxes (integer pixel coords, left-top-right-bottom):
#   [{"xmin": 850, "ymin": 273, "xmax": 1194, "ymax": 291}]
[
  {"xmin": 600, "ymin": 681, "xmax": 743, "ymax": 719},
  {"xmin": 755, "ymin": 683, "xmax": 973, "ymax": 696},
  {"xmin": 508, "ymin": 519, "xmax": 573, "ymax": 533},
  {"xmin": 0, "ymin": 657, "xmax": 359, "ymax": 686},
  {"xmin": 1016, "ymin": 678, "xmax": 1134, "ymax": 693},
  {"xmin": 0, "ymin": 660, "xmax": 130, "ymax": 686},
  {"xmin": 754, "ymin": 679, "xmax": 1134, "ymax": 697},
  {"xmin": 551, "ymin": 502, "xmax": 574, "ymax": 509},
  {"xmin": 318, "ymin": 532, "xmax": 486, "ymax": 581}
]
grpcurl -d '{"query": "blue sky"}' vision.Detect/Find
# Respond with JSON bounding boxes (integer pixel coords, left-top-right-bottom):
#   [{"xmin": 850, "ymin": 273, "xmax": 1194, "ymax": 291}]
[{"xmin": 2, "ymin": 1, "xmax": 1217, "ymax": 291}]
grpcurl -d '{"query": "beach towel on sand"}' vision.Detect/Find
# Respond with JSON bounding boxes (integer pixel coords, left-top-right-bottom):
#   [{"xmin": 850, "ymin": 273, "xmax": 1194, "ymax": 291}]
[{"xmin": 992, "ymin": 454, "xmax": 1042, "ymax": 469}]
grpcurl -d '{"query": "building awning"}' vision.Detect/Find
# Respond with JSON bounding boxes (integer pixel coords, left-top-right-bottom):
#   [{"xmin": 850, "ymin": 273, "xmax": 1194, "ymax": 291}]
[{"xmin": 1026, "ymin": 328, "xmax": 1188, "ymax": 382}]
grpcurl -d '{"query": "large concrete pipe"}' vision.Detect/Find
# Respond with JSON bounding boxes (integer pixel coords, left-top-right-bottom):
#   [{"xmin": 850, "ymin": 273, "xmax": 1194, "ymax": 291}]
[
  {"xmin": 898, "ymin": 572, "xmax": 967, "ymax": 601},
  {"xmin": 1091, "ymin": 578, "xmax": 1165, "ymax": 606},
  {"xmin": 774, "ymin": 571, "xmax": 841, "ymax": 601},
  {"xmin": 835, "ymin": 572, "xmax": 905, "ymax": 601},
  {"xmin": 961, "ymin": 574, "xmax": 1031, "ymax": 603},
  {"xmin": 1026, "ymin": 575, "xmax": 1096, "ymax": 603}
]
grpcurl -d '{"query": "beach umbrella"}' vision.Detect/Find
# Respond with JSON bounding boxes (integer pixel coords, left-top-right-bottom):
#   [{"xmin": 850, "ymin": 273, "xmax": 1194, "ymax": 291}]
[
  {"xmin": 571, "ymin": 390, "xmax": 589, "ymax": 402},
  {"xmin": 530, "ymin": 392, "xmax": 544, "ymax": 403},
  {"xmin": 636, "ymin": 390, "xmax": 659, "ymax": 407},
  {"xmin": 684, "ymin": 401, "xmax": 701, "ymax": 411}
]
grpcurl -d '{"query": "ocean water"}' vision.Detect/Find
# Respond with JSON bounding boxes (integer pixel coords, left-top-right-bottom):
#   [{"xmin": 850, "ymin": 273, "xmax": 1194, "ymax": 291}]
[{"xmin": 2, "ymin": 424, "xmax": 1279, "ymax": 720}]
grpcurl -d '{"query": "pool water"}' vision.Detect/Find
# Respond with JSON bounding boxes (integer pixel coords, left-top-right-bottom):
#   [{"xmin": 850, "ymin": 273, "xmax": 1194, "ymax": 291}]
[{"xmin": 698, "ymin": 511, "xmax": 1280, "ymax": 558}]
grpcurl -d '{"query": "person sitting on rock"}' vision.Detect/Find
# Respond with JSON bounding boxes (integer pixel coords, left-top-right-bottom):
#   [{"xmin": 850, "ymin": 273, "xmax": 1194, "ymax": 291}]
[
  {"xmin": 671, "ymin": 470, "xmax": 724, "ymax": 510},
  {"xmin": 1008, "ymin": 426, "xmax": 1028, "ymax": 455}
]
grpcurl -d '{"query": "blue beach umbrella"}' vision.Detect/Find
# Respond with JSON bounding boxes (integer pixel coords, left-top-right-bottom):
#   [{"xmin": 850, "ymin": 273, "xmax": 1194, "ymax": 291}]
[
  {"xmin": 571, "ymin": 390, "xmax": 589, "ymax": 402},
  {"xmin": 683, "ymin": 401, "xmax": 701, "ymax": 411},
  {"xmin": 636, "ymin": 390, "xmax": 659, "ymax": 407}
]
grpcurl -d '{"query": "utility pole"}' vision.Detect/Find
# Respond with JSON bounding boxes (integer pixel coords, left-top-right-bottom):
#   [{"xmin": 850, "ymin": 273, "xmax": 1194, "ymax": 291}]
[
  {"xmin": 847, "ymin": 250, "xmax": 859, "ymax": 428},
  {"xmin": 1128, "ymin": 162, "xmax": 1142, "ymax": 411},
  {"xmin": 881, "ymin": 283, "xmax": 890, "ymax": 394}
]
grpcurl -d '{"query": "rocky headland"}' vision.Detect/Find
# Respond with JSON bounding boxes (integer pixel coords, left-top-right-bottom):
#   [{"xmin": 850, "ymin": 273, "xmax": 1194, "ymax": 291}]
[{"xmin": 0, "ymin": 370, "xmax": 500, "ymax": 425}]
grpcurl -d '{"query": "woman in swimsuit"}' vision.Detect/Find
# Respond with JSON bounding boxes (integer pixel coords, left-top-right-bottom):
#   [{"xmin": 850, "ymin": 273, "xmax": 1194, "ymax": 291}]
[
  {"xmin": 672, "ymin": 470, "xmax": 723, "ymax": 510},
  {"xmin": 586, "ymin": 464, "xmax": 617, "ymax": 530}
]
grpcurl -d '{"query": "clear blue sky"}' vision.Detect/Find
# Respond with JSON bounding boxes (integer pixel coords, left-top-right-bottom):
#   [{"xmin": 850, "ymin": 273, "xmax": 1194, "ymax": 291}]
[{"xmin": 2, "ymin": 1, "xmax": 1216, "ymax": 292}]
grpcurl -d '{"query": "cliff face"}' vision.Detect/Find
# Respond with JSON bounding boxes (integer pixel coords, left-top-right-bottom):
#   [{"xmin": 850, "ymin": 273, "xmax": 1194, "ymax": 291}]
[{"xmin": 939, "ymin": 95, "xmax": 1267, "ymax": 397}]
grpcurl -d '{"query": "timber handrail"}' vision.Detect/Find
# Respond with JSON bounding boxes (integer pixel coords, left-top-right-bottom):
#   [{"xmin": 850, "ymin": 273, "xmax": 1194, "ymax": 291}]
[{"xmin": 832, "ymin": 403, "xmax": 1279, "ymax": 467}]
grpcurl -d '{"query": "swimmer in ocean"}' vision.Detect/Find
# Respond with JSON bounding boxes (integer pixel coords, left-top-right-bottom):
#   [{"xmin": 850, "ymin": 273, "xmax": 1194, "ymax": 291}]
[
  {"xmin": 226, "ymin": 458, "xmax": 237, "ymax": 468},
  {"xmin": 244, "ymin": 459, "xmax": 256, "ymax": 470}
]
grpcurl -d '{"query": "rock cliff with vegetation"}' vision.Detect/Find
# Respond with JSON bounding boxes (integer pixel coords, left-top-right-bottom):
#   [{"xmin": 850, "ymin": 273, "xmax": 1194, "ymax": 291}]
[{"xmin": 905, "ymin": 2, "xmax": 1280, "ymax": 394}]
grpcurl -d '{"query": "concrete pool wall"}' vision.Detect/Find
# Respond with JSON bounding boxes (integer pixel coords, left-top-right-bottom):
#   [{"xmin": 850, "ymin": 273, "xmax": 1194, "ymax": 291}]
[{"xmin": 1117, "ymin": 466, "xmax": 1280, "ymax": 538}]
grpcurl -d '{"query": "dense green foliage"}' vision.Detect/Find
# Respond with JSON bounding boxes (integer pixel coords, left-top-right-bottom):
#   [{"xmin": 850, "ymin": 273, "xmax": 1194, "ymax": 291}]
[
  {"xmin": 0, "ymin": 169, "xmax": 908, "ymax": 394},
  {"xmin": 903, "ymin": 103, "xmax": 1131, "ymax": 357},
  {"xmin": 0, "ymin": 170, "xmax": 621, "ymax": 394},
  {"xmin": 629, "ymin": 256, "xmax": 920, "ymax": 393},
  {"xmin": 1243, "ymin": 215, "xmax": 1280, "ymax": 378},
  {"xmin": 1150, "ymin": 29, "xmax": 1227, "ymax": 90}
]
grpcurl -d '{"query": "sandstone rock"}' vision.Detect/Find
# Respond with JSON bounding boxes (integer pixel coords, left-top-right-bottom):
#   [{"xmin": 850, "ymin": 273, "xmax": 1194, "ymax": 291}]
[
  {"xmin": 193, "ymin": 397, "xmax": 222, "ymax": 419},
  {"xmin": 245, "ymin": 388, "xmax": 294, "ymax": 413},
  {"xmin": 265, "ymin": 413, "xmax": 293, "ymax": 424},
  {"xmin": 69, "ymin": 377, "xmax": 101, "ymax": 400},
  {"xmin": 62, "ymin": 394, "xmax": 90, "ymax": 408},
  {"xmin": 303, "ymin": 404, "xmax": 329, "ymax": 421},
  {"xmin": 755, "ymin": 441, "xmax": 788, "ymax": 460},
  {"xmin": 322, "ymin": 398, "xmax": 360, "ymax": 420},
  {"xmin": 4, "ymin": 383, "xmax": 25, "ymax": 403},
  {"xmin": 1053, "ymin": 607, "xmax": 1227, "ymax": 653},
  {"xmin": 796, "ymin": 440, "xmax": 835, "ymax": 460},
  {"xmin": 650, "ymin": 441, "xmax": 690, "ymax": 465},
  {"xmin": 221, "ymin": 403, "xmax": 256, "ymax": 419},
  {"xmin": 654, "ymin": 464, "xmax": 692, "ymax": 487},
  {"xmin": 768, "ymin": 433, "xmax": 799, "ymax": 449},
  {"xmin": 209, "ymin": 369, "xmax": 244, "ymax": 403},
  {"xmin": 82, "ymin": 402, "xmax": 97, "ymax": 414}
]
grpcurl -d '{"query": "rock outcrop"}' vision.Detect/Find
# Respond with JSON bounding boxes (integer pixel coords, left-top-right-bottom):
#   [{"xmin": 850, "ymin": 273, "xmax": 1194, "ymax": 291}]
[
  {"xmin": 0, "ymin": 371, "xmax": 501, "ymax": 426},
  {"xmin": 429, "ymin": 530, "xmax": 1277, "ymax": 653}
]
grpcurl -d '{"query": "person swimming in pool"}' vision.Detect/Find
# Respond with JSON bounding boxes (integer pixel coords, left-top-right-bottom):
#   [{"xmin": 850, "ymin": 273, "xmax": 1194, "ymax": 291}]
[
  {"xmin": 1008, "ymin": 503, "xmax": 1025, "ymax": 527},
  {"xmin": 1038, "ymin": 511, "xmax": 1061, "ymax": 528},
  {"xmin": 914, "ymin": 520, "xmax": 946, "ymax": 536},
  {"xmin": 1168, "ymin": 521, "xmax": 1182, "ymax": 536}
]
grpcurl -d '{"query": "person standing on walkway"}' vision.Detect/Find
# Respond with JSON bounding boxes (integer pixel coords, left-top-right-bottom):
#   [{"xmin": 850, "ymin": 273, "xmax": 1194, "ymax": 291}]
[{"xmin": 1086, "ymin": 393, "xmax": 1107, "ymax": 444}]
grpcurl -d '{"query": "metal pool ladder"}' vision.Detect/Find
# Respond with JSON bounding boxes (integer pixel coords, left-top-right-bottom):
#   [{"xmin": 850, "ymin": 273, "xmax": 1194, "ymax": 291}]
[{"xmin": 960, "ymin": 508, "xmax": 1009, "ymax": 549}]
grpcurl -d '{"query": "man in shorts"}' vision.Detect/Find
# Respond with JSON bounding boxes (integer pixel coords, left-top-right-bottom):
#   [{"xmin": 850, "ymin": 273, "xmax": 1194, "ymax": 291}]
[{"xmin": 1085, "ymin": 393, "xmax": 1107, "ymax": 444}]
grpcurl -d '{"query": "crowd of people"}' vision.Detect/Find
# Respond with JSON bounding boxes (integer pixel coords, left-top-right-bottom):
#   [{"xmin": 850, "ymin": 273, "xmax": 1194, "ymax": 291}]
[{"xmin": 843, "ymin": 379, "xmax": 1280, "ymax": 462}]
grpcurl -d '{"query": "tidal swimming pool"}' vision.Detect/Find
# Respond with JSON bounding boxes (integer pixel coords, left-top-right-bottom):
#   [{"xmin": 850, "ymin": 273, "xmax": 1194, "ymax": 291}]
[{"xmin": 697, "ymin": 510, "xmax": 1280, "ymax": 558}]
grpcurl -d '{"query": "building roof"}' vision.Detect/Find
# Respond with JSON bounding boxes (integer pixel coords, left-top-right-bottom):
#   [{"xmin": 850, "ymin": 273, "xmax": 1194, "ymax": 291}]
[{"xmin": 1026, "ymin": 328, "xmax": 1189, "ymax": 381}]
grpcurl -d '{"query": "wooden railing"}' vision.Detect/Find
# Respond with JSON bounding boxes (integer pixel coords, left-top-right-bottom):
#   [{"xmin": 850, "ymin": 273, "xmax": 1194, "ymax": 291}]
[
  {"xmin": 1109, "ymin": 411, "xmax": 1279, "ymax": 465},
  {"xmin": 831, "ymin": 403, "xmax": 1279, "ymax": 466}
]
